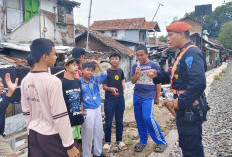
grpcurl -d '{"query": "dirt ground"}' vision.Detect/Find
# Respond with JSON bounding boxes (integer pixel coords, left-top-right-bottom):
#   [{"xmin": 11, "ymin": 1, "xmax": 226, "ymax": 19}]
[
  {"xmin": 106, "ymin": 102, "xmax": 176, "ymax": 157},
  {"xmin": 18, "ymin": 101, "xmax": 176, "ymax": 157}
]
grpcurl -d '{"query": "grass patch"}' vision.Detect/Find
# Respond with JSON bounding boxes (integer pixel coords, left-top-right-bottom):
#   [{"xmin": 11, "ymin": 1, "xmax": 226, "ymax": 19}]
[
  {"xmin": 214, "ymin": 75, "xmax": 222, "ymax": 80},
  {"xmin": 125, "ymin": 104, "xmax": 133, "ymax": 112},
  {"xmin": 219, "ymin": 72, "xmax": 223, "ymax": 76},
  {"xmin": 222, "ymin": 68, "xmax": 227, "ymax": 74},
  {"xmin": 126, "ymin": 138, "xmax": 133, "ymax": 145},
  {"xmin": 169, "ymin": 117, "xmax": 175, "ymax": 122}
]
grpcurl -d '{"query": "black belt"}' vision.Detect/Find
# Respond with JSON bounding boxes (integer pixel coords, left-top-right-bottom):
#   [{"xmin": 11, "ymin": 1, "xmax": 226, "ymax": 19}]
[{"xmin": 174, "ymin": 94, "xmax": 179, "ymax": 99}]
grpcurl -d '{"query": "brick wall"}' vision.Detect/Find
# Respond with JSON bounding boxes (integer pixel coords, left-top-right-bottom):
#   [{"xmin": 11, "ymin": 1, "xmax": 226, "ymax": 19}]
[
  {"xmin": 76, "ymin": 36, "xmax": 109, "ymax": 52},
  {"xmin": 44, "ymin": 11, "xmax": 55, "ymax": 25},
  {"xmin": 67, "ymin": 18, "xmax": 74, "ymax": 39},
  {"xmin": 182, "ymin": 19, "xmax": 202, "ymax": 33},
  {"xmin": 43, "ymin": 10, "xmax": 75, "ymax": 45}
]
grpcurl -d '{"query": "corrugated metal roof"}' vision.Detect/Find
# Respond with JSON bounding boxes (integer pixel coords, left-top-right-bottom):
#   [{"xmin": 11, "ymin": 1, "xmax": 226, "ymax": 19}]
[{"xmin": 0, "ymin": 43, "xmax": 74, "ymax": 54}]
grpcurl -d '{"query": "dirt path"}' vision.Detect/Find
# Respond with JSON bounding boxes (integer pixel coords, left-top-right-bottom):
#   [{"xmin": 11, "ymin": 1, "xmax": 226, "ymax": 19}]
[{"xmin": 107, "ymin": 103, "xmax": 175, "ymax": 157}]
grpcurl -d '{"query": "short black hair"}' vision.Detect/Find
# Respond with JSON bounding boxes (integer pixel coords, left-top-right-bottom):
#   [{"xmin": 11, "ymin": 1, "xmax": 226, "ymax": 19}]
[
  {"xmin": 82, "ymin": 62, "xmax": 95, "ymax": 71},
  {"xmin": 26, "ymin": 55, "xmax": 35, "ymax": 67},
  {"xmin": 109, "ymin": 53, "xmax": 121, "ymax": 60},
  {"xmin": 30, "ymin": 38, "xmax": 55, "ymax": 63},
  {"xmin": 136, "ymin": 45, "xmax": 148, "ymax": 53},
  {"xmin": 72, "ymin": 47, "xmax": 86, "ymax": 59},
  {"xmin": 184, "ymin": 30, "xmax": 190, "ymax": 39}
]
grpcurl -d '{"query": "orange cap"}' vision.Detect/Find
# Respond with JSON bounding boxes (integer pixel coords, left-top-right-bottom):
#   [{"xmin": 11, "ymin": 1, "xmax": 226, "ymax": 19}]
[{"xmin": 166, "ymin": 21, "xmax": 192, "ymax": 32}]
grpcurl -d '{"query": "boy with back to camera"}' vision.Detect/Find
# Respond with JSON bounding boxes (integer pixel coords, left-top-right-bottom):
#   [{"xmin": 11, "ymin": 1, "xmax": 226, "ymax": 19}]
[{"xmin": 21, "ymin": 38, "xmax": 79, "ymax": 157}]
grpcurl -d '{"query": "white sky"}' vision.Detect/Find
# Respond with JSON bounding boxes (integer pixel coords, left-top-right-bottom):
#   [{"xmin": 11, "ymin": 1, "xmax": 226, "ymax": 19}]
[{"xmin": 73, "ymin": 0, "xmax": 227, "ymax": 36}]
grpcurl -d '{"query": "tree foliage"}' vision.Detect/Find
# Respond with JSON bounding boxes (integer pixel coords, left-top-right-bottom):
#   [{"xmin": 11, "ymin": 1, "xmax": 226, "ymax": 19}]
[
  {"xmin": 184, "ymin": 2, "xmax": 232, "ymax": 38},
  {"xmin": 204, "ymin": 2, "xmax": 232, "ymax": 38},
  {"xmin": 158, "ymin": 35, "xmax": 167, "ymax": 42},
  {"xmin": 218, "ymin": 20, "xmax": 232, "ymax": 49},
  {"xmin": 75, "ymin": 24, "xmax": 87, "ymax": 30}
]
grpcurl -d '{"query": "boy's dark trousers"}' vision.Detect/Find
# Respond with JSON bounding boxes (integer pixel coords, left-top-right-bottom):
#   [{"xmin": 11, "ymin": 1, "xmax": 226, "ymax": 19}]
[
  {"xmin": 104, "ymin": 96, "xmax": 125, "ymax": 143},
  {"xmin": 28, "ymin": 129, "xmax": 72, "ymax": 157}
]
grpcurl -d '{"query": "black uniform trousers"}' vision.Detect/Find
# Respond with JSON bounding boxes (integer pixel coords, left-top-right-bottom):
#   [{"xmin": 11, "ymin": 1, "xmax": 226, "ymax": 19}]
[{"xmin": 179, "ymin": 134, "xmax": 204, "ymax": 157}]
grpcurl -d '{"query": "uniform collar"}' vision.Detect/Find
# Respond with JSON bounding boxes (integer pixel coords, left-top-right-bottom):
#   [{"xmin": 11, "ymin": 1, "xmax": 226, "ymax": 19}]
[{"xmin": 180, "ymin": 41, "xmax": 194, "ymax": 52}]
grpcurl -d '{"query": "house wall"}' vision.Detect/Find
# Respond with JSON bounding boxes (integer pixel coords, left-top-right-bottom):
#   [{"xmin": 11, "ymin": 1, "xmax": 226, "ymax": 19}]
[
  {"xmin": 76, "ymin": 36, "xmax": 109, "ymax": 52},
  {"xmin": 103, "ymin": 29, "xmax": 125, "ymax": 40},
  {"xmin": 182, "ymin": 19, "xmax": 202, "ymax": 33},
  {"xmin": 76, "ymin": 36, "xmax": 134, "ymax": 81},
  {"xmin": 119, "ymin": 54, "xmax": 131, "ymax": 81},
  {"xmin": 3, "ymin": 0, "xmax": 75, "ymax": 45},
  {"xmin": 102, "ymin": 29, "xmax": 140, "ymax": 43},
  {"xmin": 0, "ymin": 0, "xmax": 4, "ymax": 42},
  {"xmin": 40, "ymin": 0, "xmax": 57, "ymax": 13},
  {"xmin": 124, "ymin": 30, "xmax": 140, "ymax": 42},
  {"xmin": 5, "ymin": 12, "xmax": 62, "ymax": 43}
]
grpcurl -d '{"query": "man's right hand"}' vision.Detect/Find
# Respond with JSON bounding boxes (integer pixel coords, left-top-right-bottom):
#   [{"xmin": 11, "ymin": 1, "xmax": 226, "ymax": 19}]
[
  {"xmin": 110, "ymin": 87, "xmax": 119, "ymax": 96},
  {"xmin": 67, "ymin": 146, "xmax": 80, "ymax": 157}
]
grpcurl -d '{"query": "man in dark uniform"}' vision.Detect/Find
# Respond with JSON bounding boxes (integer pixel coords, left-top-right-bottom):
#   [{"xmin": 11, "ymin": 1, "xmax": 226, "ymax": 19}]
[{"xmin": 150, "ymin": 21, "xmax": 209, "ymax": 157}]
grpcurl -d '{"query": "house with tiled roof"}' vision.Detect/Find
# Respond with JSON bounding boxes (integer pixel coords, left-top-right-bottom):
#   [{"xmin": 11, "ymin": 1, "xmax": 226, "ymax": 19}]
[
  {"xmin": 75, "ymin": 31, "xmax": 136, "ymax": 80},
  {"xmin": 90, "ymin": 17, "xmax": 161, "ymax": 49},
  {"xmin": 179, "ymin": 16, "xmax": 202, "ymax": 34}
]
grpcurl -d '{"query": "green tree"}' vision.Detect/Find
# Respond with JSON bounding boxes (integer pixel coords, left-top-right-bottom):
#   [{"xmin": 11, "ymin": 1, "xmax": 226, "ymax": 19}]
[
  {"xmin": 172, "ymin": 16, "xmax": 179, "ymax": 23},
  {"xmin": 183, "ymin": 2, "xmax": 232, "ymax": 38},
  {"xmin": 204, "ymin": 2, "xmax": 232, "ymax": 38},
  {"xmin": 218, "ymin": 20, "xmax": 232, "ymax": 49},
  {"xmin": 158, "ymin": 35, "xmax": 167, "ymax": 42},
  {"xmin": 184, "ymin": 11, "xmax": 201, "ymax": 21},
  {"xmin": 75, "ymin": 24, "xmax": 87, "ymax": 30}
]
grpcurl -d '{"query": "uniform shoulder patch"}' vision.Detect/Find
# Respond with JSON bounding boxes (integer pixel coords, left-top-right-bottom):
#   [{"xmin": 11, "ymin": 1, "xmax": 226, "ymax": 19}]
[{"xmin": 185, "ymin": 56, "xmax": 193, "ymax": 69}]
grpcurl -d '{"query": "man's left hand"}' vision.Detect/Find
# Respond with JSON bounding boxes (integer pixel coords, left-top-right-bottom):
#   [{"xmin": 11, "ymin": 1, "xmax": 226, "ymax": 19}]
[{"xmin": 155, "ymin": 98, "xmax": 159, "ymax": 105}]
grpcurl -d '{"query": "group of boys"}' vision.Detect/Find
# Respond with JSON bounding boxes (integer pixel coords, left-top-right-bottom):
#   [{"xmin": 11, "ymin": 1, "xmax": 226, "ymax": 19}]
[
  {"xmin": 19, "ymin": 38, "xmax": 129, "ymax": 157},
  {"xmin": 1, "ymin": 21, "xmax": 208, "ymax": 157},
  {"xmin": 0, "ymin": 37, "xmax": 166, "ymax": 157}
]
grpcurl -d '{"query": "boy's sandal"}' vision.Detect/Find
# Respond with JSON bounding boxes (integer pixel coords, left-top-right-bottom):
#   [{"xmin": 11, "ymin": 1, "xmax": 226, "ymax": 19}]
[
  {"xmin": 134, "ymin": 142, "xmax": 147, "ymax": 152},
  {"xmin": 103, "ymin": 144, "xmax": 111, "ymax": 152},
  {"xmin": 118, "ymin": 141, "xmax": 127, "ymax": 151},
  {"xmin": 154, "ymin": 143, "xmax": 168, "ymax": 153}
]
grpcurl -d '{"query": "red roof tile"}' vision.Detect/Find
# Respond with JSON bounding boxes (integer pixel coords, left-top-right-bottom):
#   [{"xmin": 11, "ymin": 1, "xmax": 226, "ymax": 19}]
[
  {"xmin": 76, "ymin": 31, "xmax": 135, "ymax": 56},
  {"xmin": 90, "ymin": 18, "xmax": 158, "ymax": 31},
  {"xmin": 141, "ymin": 21, "xmax": 157, "ymax": 30},
  {"xmin": 90, "ymin": 31, "xmax": 135, "ymax": 56}
]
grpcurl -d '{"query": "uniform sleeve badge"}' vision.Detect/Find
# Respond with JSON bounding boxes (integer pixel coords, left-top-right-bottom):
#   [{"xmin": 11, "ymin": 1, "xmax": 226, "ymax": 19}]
[{"xmin": 185, "ymin": 56, "xmax": 193, "ymax": 69}]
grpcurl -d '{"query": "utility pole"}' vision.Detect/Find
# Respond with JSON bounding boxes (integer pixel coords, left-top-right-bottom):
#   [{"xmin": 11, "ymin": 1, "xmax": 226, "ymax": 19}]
[
  {"xmin": 151, "ymin": 2, "xmax": 164, "ymax": 22},
  {"xmin": 145, "ymin": 2, "xmax": 163, "ymax": 45},
  {"xmin": 86, "ymin": 0, "xmax": 93, "ymax": 51}
]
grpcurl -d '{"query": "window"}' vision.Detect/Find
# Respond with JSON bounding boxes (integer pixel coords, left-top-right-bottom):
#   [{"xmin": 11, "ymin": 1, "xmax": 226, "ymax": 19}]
[
  {"xmin": 111, "ymin": 30, "xmax": 117, "ymax": 37},
  {"xmin": 58, "ymin": 6, "xmax": 66, "ymax": 23},
  {"xmin": 5, "ymin": 0, "xmax": 21, "ymax": 10}
]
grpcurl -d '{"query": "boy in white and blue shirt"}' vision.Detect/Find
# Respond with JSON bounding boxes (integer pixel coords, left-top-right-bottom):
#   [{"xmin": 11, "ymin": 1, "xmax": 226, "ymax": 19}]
[{"xmin": 80, "ymin": 60, "xmax": 107, "ymax": 157}]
